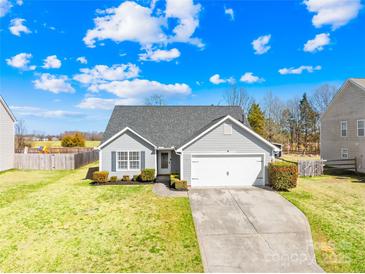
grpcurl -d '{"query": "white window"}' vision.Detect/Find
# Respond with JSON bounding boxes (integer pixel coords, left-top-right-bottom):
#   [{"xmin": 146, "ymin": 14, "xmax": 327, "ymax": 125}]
[
  {"xmin": 340, "ymin": 121, "xmax": 347, "ymax": 137},
  {"xmin": 224, "ymin": 123, "xmax": 233, "ymax": 135},
  {"xmin": 117, "ymin": 151, "xmax": 140, "ymax": 170},
  {"xmin": 341, "ymin": 148, "xmax": 349, "ymax": 159},
  {"xmin": 357, "ymin": 120, "xmax": 365, "ymax": 137}
]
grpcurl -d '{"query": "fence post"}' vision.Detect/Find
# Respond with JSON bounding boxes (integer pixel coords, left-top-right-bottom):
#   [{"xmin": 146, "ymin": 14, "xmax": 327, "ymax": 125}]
[{"xmin": 355, "ymin": 157, "xmax": 358, "ymax": 175}]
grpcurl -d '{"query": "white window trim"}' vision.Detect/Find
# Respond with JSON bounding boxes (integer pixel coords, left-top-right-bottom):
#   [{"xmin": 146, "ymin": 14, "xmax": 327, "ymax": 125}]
[
  {"xmin": 340, "ymin": 148, "xmax": 349, "ymax": 159},
  {"xmin": 116, "ymin": 151, "xmax": 141, "ymax": 171},
  {"xmin": 340, "ymin": 120, "xmax": 348, "ymax": 137},
  {"xmin": 357, "ymin": 119, "xmax": 365, "ymax": 137},
  {"xmin": 223, "ymin": 123, "xmax": 233, "ymax": 135}
]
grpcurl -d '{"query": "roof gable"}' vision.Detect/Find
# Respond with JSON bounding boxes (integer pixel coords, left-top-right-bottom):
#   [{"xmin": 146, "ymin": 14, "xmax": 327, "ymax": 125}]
[
  {"xmin": 101, "ymin": 106, "xmax": 244, "ymax": 148},
  {"xmin": 321, "ymin": 78, "xmax": 365, "ymax": 121},
  {"xmin": 0, "ymin": 96, "xmax": 16, "ymax": 122}
]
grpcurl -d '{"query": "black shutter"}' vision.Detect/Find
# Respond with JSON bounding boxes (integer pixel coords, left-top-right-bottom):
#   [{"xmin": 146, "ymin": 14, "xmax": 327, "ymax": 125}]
[
  {"xmin": 111, "ymin": 151, "xmax": 116, "ymax": 172},
  {"xmin": 141, "ymin": 151, "xmax": 145, "ymax": 170}
]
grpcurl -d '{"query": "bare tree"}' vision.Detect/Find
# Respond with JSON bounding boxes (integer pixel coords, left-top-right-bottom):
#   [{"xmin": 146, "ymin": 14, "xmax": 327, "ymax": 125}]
[
  {"xmin": 222, "ymin": 85, "xmax": 253, "ymax": 114},
  {"xmin": 15, "ymin": 119, "xmax": 27, "ymax": 150},
  {"xmin": 310, "ymin": 84, "xmax": 337, "ymax": 114},
  {"xmin": 262, "ymin": 91, "xmax": 285, "ymax": 141},
  {"xmin": 145, "ymin": 94, "xmax": 166, "ymax": 106}
]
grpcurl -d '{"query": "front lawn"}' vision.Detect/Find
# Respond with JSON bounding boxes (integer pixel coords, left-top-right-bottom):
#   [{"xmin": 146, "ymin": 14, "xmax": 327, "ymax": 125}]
[
  {"xmin": 0, "ymin": 165, "xmax": 202, "ymax": 272},
  {"xmin": 280, "ymin": 175, "xmax": 365, "ymax": 272}
]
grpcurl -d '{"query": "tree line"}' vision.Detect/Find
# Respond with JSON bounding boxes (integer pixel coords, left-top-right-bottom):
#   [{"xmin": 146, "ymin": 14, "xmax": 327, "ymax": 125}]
[{"xmin": 224, "ymin": 84, "xmax": 337, "ymax": 154}]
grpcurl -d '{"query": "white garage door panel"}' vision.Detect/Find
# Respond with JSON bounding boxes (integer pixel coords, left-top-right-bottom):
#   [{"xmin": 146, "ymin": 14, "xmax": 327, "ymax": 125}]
[{"xmin": 191, "ymin": 155, "xmax": 264, "ymax": 187}]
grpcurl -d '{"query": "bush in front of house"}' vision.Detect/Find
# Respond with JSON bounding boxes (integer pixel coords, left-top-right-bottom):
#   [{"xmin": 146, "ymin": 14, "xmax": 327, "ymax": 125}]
[
  {"xmin": 122, "ymin": 175, "xmax": 130, "ymax": 181},
  {"xmin": 133, "ymin": 175, "xmax": 139, "ymax": 182},
  {"xmin": 175, "ymin": 180, "xmax": 188, "ymax": 190},
  {"xmin": 110, "ymin": 176, "xmax": 118, "ymax": 182},
  {"xmin": 269, "ymin": 161, "xmax": 298, "ymax": 191},
  {"xmin": 139, "ymin": 169, "xmax": 155, "ymax": 182},
  {"xmin": 93, "ymin": 171, "xmax": 109, "ymax": 183},
  {"xmin": 170, "ymin": 173, "xmax": 180, "ymax": 188}
]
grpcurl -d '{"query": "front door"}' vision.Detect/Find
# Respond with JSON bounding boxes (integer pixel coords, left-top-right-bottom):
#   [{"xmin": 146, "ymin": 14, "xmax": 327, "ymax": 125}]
[{"xmin": 158, "ymin": 151, "xmax": 171, "ymax": 174}]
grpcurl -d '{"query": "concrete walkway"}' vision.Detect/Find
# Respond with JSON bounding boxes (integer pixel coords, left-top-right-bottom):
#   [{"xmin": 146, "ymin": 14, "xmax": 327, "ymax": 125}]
[
  {"xmin": 189, "ymin": 188, "xmax": 323, "ymax": 273},
  {"xmin": 152, "ymin": 182, "xmax": 188, "ymax": 197}
]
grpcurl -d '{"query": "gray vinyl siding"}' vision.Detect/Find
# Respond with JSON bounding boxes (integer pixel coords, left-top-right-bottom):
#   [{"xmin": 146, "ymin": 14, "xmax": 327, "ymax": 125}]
[
  {"xmin": 182, "ymin": 121, "xmax": 274, "ymax": 185},
  {"xmin": 100, "ymin": 131, "xmax": 156, "ymax": 178},
  {"xmin": 320, "ymin": 81, "xmax": 365, "ymax": 173},
  {"xmin": 0, "ymin": 101, "xmax": 15, "ymax": 171}
]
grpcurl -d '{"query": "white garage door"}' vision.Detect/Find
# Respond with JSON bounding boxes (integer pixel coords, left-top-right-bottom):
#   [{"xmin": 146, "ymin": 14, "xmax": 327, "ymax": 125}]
[{"xmin": 191, "ymin": 154, "xmax": 264, "ymax": 187}]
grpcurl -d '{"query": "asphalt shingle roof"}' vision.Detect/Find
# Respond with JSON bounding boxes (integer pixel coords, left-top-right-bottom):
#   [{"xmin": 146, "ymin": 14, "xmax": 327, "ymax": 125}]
[
  {"xmin": 101, "ymin": 106, "xmax": 244, "ymax": 148},
  {"xmin": 350, "ymin": 78, "xmax": 365, "ymax": 90}
]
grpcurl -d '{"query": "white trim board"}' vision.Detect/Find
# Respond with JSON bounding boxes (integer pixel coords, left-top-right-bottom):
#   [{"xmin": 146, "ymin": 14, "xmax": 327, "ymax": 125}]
[
  {"xmin": 176, "ymin": 115, "xmax": 279, "ymax": 152},
  {"xmin": 98, "ymin": 127, "xmax": 157, "ymax": 150},
  {"xmin": 0, "ymin": 95, "xmax": 16, "ymax": 122}
]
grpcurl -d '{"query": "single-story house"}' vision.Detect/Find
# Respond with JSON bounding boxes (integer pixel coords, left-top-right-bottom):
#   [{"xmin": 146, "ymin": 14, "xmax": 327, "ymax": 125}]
[
  {"xmin": 0, "ymin": 95, "xmax": 16, "ymax": 172},
  {"xmin": 320, "ymin": 78, "xmax": 365, "ymax": 173},
  {"xmin": 99, "ymin": 106, "xmax": 279, "ymax": 187}
]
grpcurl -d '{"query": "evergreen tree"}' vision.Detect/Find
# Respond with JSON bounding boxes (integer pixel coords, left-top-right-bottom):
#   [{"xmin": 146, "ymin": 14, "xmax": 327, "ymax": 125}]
[
  {"xmin": 299, "ymin": 93, "xmax": 318, "ymax": 153},
  {"xmin": 248, "ymin": 103, "xmax": 265, "ymax": 136}
]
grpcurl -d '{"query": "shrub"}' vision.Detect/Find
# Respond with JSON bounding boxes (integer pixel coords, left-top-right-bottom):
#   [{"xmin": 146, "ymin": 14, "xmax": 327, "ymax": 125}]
[
  {"xmin": 175, "ymin": 180, "xmax": 188, "ymax": 190},
  {"xmin": 269, "ymin": 161, "xmax": 298, "ymax": 191},
  {"xmin": 122, "ymin": 175, "xmax": 130, "ymax": 181},
  {"xmin": 110, "ymin": 176, "xmax": 118, "ymax": 182},
  {"xmin": 93, "ymin": 171, "xmax": 109, "ymax": 183},
  {"xmin": 133, "ymin": 175, "xmax": 139, "ymax": 182},
  {"xmin": 139, "ymin": 169, "xmax": 155, "ymax": 182},
  {"xmin": 170, "ymin": 174, "xmax": 180, "ymax": 188},
  {"xmin": 61, "ymin": 132, "xmax": 85, "ymax": 147}
]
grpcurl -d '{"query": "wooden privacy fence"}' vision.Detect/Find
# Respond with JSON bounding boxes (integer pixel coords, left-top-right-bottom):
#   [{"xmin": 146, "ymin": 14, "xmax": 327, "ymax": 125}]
[
  {"xmin": 324, "ymin": 158, "xmax": 358, "ymax": 174},
  {"xmin": 298, "ymin": 160, "xmax": 325, "ymax": 176},
  {"xmin": 14, "ymin": 150, "xmax": 99, "ymax": 170},
  {"xmin": 15, "ymin": 147, "xmax": 95, "ymax": 154}
]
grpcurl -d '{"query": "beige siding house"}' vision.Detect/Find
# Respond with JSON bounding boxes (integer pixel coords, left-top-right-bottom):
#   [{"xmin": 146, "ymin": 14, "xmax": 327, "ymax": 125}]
[
  {"xmin": 320, "ymin": 78, "xmax": 365, "ymax": 173},
  {"xmin": 0, "ymin": 96, "xmax": 16, "ymax": 172}
]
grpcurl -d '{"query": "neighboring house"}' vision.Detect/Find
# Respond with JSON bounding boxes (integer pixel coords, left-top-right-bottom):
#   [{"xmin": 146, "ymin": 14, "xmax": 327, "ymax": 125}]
[
  {"xmin": 99, "ymin": 106, "xmax": 279, "ymax": 187},
  {"xmin": 320, "ymin": 78, "xmax": 365, "ymax": 173},
  {"xmin": 0, "ymin": 96, "xmax": 16, "ymax": 172}
]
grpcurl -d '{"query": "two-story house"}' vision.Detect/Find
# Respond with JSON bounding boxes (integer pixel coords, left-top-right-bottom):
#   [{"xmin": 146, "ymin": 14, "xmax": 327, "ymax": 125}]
[{"xmin": 320, "ymin": 78, "xmax": 365, "ymax": 173}]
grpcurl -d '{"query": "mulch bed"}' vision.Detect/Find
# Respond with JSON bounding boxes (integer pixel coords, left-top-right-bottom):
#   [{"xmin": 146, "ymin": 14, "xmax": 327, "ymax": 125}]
[{"xmin": 90, "ymin": 181, "xmax": 155, "ymax": 186}]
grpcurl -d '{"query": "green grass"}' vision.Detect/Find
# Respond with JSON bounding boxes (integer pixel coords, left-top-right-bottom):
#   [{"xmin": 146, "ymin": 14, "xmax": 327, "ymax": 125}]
[
  {"xmin": 31, "ymin": 140, "xmax": 100, "ymax": 148},
  {"xmin": 280, "ymin": 175, "xmax": 365, "ymax": 272},
  {"xmin": 0, "ymin": 165, "xmax": 202, "ymax": 272}
]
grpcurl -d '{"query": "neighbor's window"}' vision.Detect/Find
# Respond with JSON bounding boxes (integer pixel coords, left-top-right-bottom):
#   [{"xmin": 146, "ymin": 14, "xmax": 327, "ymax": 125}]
[
  {"xmin": 117, "ymin": 151, "xmax": 140, "ymax": 170},
  {"xmin": 224, "ymin": 123, "xmax": 233, "ymax": 135},
  {"xmin": 357, "ymin": 120, "xmax": 365, "ymax": 137},
  {"xmin": 341, "ymin": 148, "xmax": 349, "ymax": 159},
  {"xmin": 340, "ymin": 121, "xmax": 348, "ymax": 137}
]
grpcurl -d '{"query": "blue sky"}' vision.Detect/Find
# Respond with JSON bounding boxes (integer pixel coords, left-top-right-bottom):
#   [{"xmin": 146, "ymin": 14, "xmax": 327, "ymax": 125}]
[{"xmin": 0, "ymin": 0, "xmax": 364, "ymax": 134}]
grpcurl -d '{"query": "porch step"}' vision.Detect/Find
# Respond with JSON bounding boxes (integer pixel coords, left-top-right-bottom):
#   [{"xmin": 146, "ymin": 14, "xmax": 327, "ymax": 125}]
[{"xmin": 156, "ymin": 175, "xmax": 170, "ymax": 184}]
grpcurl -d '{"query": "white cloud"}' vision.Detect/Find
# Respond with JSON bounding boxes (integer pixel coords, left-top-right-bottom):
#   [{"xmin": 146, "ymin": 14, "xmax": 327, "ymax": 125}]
[
  {"xmin": 16, "ymin": 0, "xmax": 23, "ymax": 5},
  {"xmin": 9, "ymin": 18, "xmax": 31, "ymax": 36},
  {"xmin": 278, "ymin": 65, "xmax": 322, "ymax": 75},
  {"xmin": 83, "ymin": 0, "xmax": 203, "ymax": 48},
  {"xmin": 83, "ymin": 1, "xmax": 166, "ymax": 48},
  {"xmin": 304, "ymin": 0, "xmax": 362, "ymax": 30},
  {"xmin": 139, "ymin": 48, "xmax": 180, "ymax": 62},
  {"xmin": 209, "ymin": 74, "xmax": 235, "ymax": 85},
  {"xmin": 165, "ymin": 0, "xmax": 203, "ymax": 47},
  {"xmin": 73, "ymin": 63, "xmax": 140, "ymax": 85},
  {"xmin": 42, "ymin": 55, "xmax": 62, "ymax": 69},
  {"xmin": 11, "ymin": 106, "xmax": 84, "ymax": 118},
  {"xmin": 89, "ymin": 79, "xmax": 191, "ymax": 98},
  {"xmin": 76, "ymin": 56, "xmax": 88, "ymax": 64},
  {"xmin": 6, "ymin": 53, "xmax": 36, "ymax": 70},
  {"xmin": 33, "ymin": 73, "xmax": 75, "ymax": 93},
  {"xmin": 224, "ymin": 7, "xmax": 234, "ymax": 20},
  {"xmin": 304, "ymin": 33, "xmax": 330, "ymax": 52},
  {"xmin": 0, "ymin": 0, "xmax": 12, "ymax": 17},
  {"xmin": 240, "ymin": 72, "xmax": 265, "ymax": 83},
  {"xmin": 252, "ymin": 34, "xmax": 271, "ymax": 55},
  {"xmin": 77, "ymin": 97, "xmax": 141, "ymax": 110}
]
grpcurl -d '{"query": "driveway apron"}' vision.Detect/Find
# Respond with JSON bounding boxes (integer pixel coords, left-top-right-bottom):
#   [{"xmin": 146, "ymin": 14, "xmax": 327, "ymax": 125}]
[{"xmin": 189, "ymin": 188, "xmax": 323, "ymax": 273}]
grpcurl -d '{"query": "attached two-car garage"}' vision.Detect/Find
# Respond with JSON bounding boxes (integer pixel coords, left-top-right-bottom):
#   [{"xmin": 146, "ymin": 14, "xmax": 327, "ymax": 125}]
[{"xmin": 190, "ymin": 154, "xmax": 265, "ymax": 187}]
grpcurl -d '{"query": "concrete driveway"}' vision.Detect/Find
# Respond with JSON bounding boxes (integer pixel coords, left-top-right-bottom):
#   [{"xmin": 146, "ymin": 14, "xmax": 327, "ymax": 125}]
[{"xmin": 189, "ymin": 188, "xmax": 323, "ymax": 273}]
